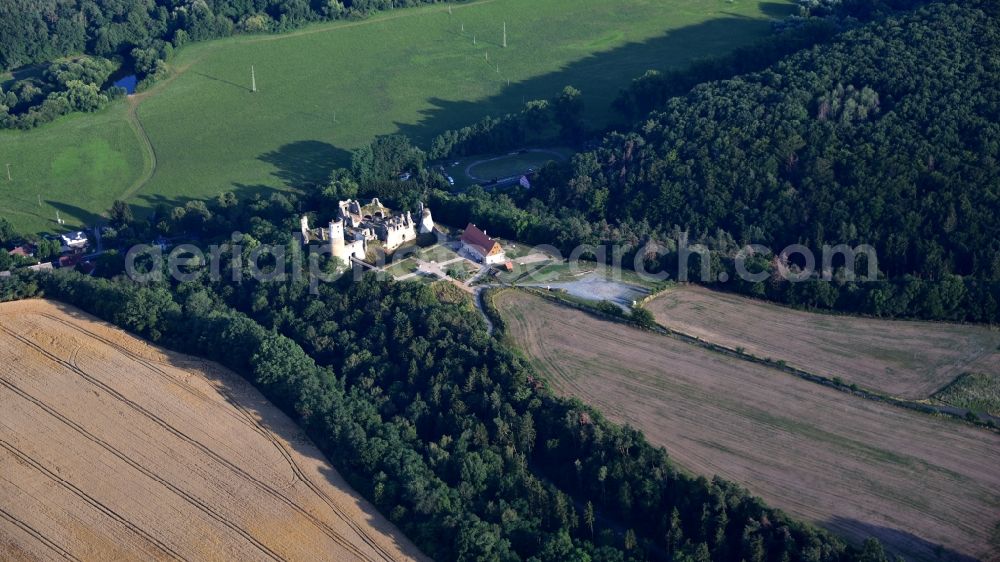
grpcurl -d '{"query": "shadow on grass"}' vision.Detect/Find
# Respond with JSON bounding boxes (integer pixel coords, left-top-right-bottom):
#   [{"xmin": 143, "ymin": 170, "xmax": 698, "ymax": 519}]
[
  {"xmin": 46, "ymin": 201, "xmax": 104, "ymax": 229},
  {"xmin": 258, "ymin": 141, "xmax": 352, "ymax": 188},
  {"xmin": 391, "ymin": 11, "xmax": 794, "ymax": 147},
  {"xmin": 824, "ymin": 516, "xmax": 981, "ymax": 562},
  {"xmin": 25, "ymin": 8, "xmax": 796, "ymax": 238},
  {"xmin": 246, "ymin": 9, "xmax": 796, "ymax": 188},
  {"xmin": 759, "ymin": 2, "xmax": 797, "ymax": 18}
]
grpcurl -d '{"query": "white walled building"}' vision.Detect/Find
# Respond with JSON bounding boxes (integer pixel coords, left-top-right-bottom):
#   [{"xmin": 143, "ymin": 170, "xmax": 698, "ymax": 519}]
[
  {"xmin": 299, "ymin": 197, "xmax": 435, "ymax": 265},
  {"xmin": 461, "ymin": 223, "xmax": 506, "ymax": 265}
]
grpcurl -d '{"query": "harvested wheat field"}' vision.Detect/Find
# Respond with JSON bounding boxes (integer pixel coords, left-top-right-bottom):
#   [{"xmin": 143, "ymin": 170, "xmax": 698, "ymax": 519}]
[
  {"xmin": 0, "ymin": 299, "xmax": 427, "ymax": 562},
  {"xmin": 645, "ymin": 285, "xmax": 1000, "ymax": 399},
  {"xmin": 496, "ymin": 290, "xmax": 1000, "ymax": 562}
]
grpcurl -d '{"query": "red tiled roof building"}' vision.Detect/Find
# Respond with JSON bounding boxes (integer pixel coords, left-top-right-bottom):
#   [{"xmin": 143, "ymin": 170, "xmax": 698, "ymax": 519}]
[{"xmin": 461, "ymin": 223, "xmax": 506, "ymax": 265}]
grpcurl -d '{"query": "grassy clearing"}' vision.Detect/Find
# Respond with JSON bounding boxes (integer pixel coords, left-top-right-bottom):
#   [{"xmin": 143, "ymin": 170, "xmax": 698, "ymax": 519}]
[
  {"xmin": 933, "ymin": 373, "xmax": 1000, "ymax": 417},
  {"xmin": 509, "ymin": 260, "xmax": 659, "ymax": 289},
  {"xmin": 384, "ymin": 257, "xmax": 419, "ymax": 278},
  {"xmin": 646, "ymin": 285, "xmax": 1000, "ymax": 399},
  {"xmin": 495, "ymin": 290, "xmax": 1000, "ymax": 562},
  {"xmin": 0, "ymin": 0, "xmax": 792, "ymax": 233},
  {"xmin": 415, "ymin": 244, "xmax": 460, "ymax": 263},
  {"xmin": 0, "ymin": 103, "xmax": 147, "ymax": 231},
  {"xmin": 462, "ymin": 148, "xmax": 570, "ymax": 183}
]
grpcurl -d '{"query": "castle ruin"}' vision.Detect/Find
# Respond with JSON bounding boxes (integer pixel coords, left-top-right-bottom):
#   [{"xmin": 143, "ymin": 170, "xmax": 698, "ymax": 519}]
[{"xmin": 300, "ymin": 198, "xmax": 435, "ymax": 265}]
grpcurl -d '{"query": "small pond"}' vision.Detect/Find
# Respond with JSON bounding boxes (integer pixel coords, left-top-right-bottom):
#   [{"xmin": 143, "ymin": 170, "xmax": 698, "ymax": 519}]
[{"xmin": 113, "ymin": 74, "xmax": 137, "ymax": 94}]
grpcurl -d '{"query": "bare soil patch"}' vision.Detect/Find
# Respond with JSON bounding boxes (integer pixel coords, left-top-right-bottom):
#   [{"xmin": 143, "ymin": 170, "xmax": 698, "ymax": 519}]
[
  {"xmin": 0, "ymin": 299, "xmax": 427, "ymax": 562},
  {"xmin": 496, "ymin": 290, "xmax": 1000, "ymax": 562},
  {"xmin": 525, "ymin": 273, "xmax": 650, "ymax": 306},
  {"xmin": 646, "ymin": 285, "xmax": 1000, "ymax": 399}
]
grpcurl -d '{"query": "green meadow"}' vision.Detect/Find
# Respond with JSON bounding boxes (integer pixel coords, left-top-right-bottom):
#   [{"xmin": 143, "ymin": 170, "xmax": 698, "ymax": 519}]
[
  {"xmin": 0, "ymin": 0, "xmax": 793, "ymax": 233},
  {"xmin": 0, "ymin": 104, "xmax": 149, "ymax": 231}
]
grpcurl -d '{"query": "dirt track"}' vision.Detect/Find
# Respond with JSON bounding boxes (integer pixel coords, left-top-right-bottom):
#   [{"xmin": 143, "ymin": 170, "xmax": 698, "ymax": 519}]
[
  {"xmin": 0, "ymin": 299, "xmax": 427, "ymax": 562},
  {"xmin": 497, "ymin": 290, "xmax": 1000, "ymax": 562},
  {"xmin": 647, "ymin": 285, "xmax": 1000, "ymax": 399}
]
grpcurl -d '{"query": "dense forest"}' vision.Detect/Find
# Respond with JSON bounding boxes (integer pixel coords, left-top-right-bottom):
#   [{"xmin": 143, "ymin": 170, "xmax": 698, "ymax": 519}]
[{"xmin": 433, "ymin": 0, "xmax": 1000, "ymax": 323}]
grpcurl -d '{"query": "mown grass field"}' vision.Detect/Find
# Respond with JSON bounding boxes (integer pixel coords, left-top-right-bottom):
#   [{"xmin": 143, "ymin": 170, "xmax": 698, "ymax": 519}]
[
  {"xmin": 0, "ymin": 0, "xmax": 792, "ymax": 233},
  {"xmin": 0, "ymin": 104, "xmax": 148, "ymax": 231},
  {"xmin": 646, "ymin": 285, "xmax": 1000, "ymax": 399},
  {"xmin": 460, "ymin": 148, "xmax": 571, "ymax": 186},
  {"xmin": 495, "ymin": 290, "xmax": 1000, "ymax": 562}
]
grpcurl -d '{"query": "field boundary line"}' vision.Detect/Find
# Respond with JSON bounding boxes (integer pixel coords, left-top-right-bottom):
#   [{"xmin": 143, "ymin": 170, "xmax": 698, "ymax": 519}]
[
  {"xmin": 515, "ymin": 287, "xmax": 1000, "ymax": 431},
  {"xmin": 464, "ymin": 149, "xmax": 568, "ymax": 182},
  {"xmin": 642, "ymin": 284, "xmax": 1000, "ymax": 329},
  {"xmin": 39, "ymin": 312, "xmax": 265, "ymax": 433},
  {"xmin": 223, "ymin": 391, "xmax": 398, "ymax": 561}
]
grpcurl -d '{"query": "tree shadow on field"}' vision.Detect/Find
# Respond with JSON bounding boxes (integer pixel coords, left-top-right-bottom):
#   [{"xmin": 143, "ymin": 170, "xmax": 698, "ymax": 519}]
[
  {"xmin": 41, "ymin": 300, "xmax": 426, "ymax": 561},
  {"xmin": 46, "ymin": 200, "xmax": 104, "ymax": 229},
  {"xmin": 258, "ymin": 141, "xmax": 352, "ymax": 188},
  {"xmin": 759, "ymin": 2, "xmax": 797, "ymax": 19},
  {"xmin": 179, "ymin": 7, "xmax": 794, "ymax": 202},
  {"xmin": 824, "ymin": 516, "xmax": 982, "ymax": 562},
  {"xmin": 133, "ymin": 193, "xmax": 197, "ymax": 222},
  {"xmin": 35, "ymin": 198, "xmax": 193, "ymax": 235},
  {"xmin": 391, "ymin": 9, "xmax": 796, "ymax": 147}
]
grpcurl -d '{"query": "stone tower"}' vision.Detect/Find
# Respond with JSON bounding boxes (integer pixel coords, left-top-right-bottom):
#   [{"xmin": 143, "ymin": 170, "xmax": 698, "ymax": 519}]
[
  {"xmin": 329, "ymin": 219, "xmax": 347, "ymax": 262},
  {"xmin": 419, "ymin": 202, "xmax": 435, "ymax": 234},
  {"xmin": 300, "ymin": 215, "xmax": 311, "ymax": 242}
]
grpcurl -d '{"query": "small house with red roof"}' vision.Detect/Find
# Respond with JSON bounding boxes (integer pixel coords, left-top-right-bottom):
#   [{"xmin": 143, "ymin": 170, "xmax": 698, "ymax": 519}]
[
  {"xmin": 58, "ymin": 253, "xmax": 83, "ymax": 269},
  {"xmin": 8, "ymin": 245, "xmax": 32, "ymax": 258},
  {"xmin": 461, "ymin": 223, "xmax": 506, "ymax": 265}
]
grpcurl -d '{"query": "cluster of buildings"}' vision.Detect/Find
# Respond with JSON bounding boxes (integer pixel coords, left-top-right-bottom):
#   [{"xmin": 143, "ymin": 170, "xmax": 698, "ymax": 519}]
[
  {"xmin": 298, "ymin": 196, "xmax": 510, "ymax": 271},
  {"xmin": 2, "ymin": 229, "xmax": 94, "ymax": 275},
  {"xmin": 300, "ymin": 198, "xmax": 435, "ymax": 264}
]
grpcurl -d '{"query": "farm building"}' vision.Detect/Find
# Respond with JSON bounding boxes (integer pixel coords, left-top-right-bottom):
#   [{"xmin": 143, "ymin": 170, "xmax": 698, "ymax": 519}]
[{"xmin": 461, "ymin": 223, "xmax": 506, "ymax": 265}]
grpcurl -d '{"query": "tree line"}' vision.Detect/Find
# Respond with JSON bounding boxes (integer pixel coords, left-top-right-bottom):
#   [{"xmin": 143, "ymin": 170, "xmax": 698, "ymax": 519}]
[
  {"xmin": 432, "ymin": 0, "xmax": 1000, "ymax": 323},
  {"xmin": 429, "ymin": 86, "xmax": 586, "ymax": 159},
  {"xmin": 0, "ymin": 0, "xmax": 444, "ymax": 72},
  {"xmin": 424, "ymin": 0, "xmax": 937, "ymax": 159}
]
